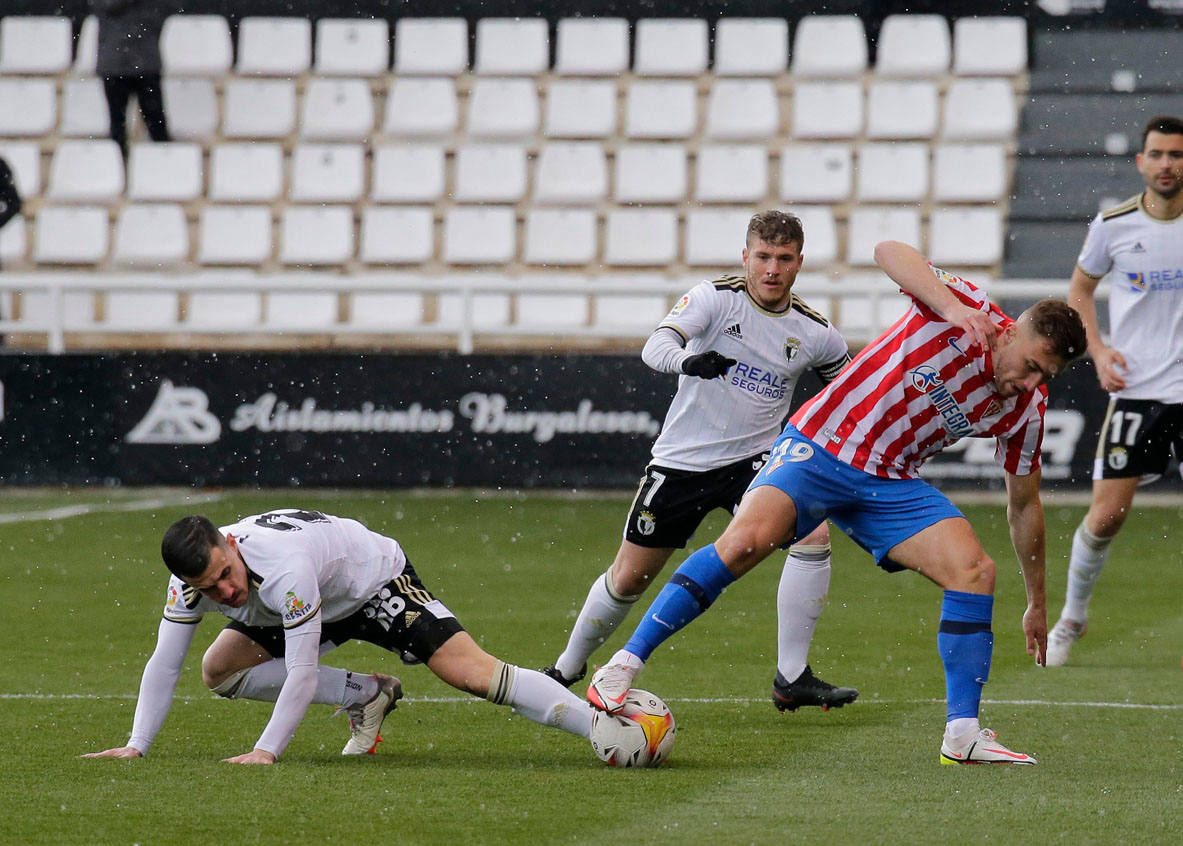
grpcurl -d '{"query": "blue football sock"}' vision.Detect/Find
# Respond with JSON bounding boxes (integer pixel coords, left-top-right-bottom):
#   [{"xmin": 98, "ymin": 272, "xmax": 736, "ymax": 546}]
[
  {"xmin": 937, "ymin": 590, "xmax": 994, "ymax": 722},
  {"xmin": 624, "ymin": 544, "xmax": 736, "ymax": 661}
]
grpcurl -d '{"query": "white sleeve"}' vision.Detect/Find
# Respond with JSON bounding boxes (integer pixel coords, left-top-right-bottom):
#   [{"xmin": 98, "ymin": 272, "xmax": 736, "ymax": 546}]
[
  {"xmin": 641, "ymin": 326, "xmax": 691, "ymax": 374},
  {"xmin": 1076, "ymin": 214, "xmax": 1112, "ymax": 279},
  {"xmin": 127, "ymin": 619, "xmax": 199, "ymax": 754},
  {"xmin": 252, "ymin": 613, "xmax": 322, "ymax": 758}
]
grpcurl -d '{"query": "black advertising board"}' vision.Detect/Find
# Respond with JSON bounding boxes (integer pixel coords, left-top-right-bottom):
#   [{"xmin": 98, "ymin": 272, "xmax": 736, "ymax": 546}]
[{"xmin": 0, "ymin": 353, "xmax": 1157, "ymax": 490}]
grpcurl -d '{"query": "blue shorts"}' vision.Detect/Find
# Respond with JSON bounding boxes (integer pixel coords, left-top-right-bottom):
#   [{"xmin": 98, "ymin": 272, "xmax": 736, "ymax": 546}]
[{"xmin": 749, "ymin": 425, "xmax": 964, "ymax": 572}]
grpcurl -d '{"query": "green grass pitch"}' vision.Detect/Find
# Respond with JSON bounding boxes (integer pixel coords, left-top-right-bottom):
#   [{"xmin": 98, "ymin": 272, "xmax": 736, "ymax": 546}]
[{"xmin": 1, "ymin": 488, "xmax": 1179, "ymax": 844}]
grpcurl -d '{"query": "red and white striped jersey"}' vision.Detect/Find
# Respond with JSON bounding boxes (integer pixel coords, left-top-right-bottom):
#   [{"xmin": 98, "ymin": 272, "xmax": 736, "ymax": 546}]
[{"xmin": 790, "ymin": 268, "xmax": 1047, "ymax": 480}]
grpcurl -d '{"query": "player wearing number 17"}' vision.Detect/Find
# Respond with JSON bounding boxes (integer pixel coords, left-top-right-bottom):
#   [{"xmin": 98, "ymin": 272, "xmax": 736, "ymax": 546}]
[{"xmin": 588, "ymin": 241, "xmax": 1088, "ymax": 765}]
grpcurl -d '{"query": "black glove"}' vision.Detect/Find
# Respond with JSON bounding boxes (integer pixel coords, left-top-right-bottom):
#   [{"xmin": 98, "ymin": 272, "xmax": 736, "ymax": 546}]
[{"xmin": 681, "ymin": 350, "xmax": 737, "ymax": 379}]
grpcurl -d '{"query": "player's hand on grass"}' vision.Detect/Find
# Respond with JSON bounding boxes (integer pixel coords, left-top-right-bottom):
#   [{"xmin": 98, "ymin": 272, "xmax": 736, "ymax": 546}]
[
  {"xmin": 222, "ymin": 749, "xmax": 276, "ymax": 765},
  {"xmin": 1092, "ymin": 346, "xmax": 1128, "ymax": 393},
  {"xmin": 79, "ymin": 746, "xmax": 143, "ymax": 759},
  {"xmin": 681, "ymin": 350, "xmax": 736, "ymax": 380},
  {"xmin": 1022, "ymin": 604, "xmax": 1048, "ymax": 667}
]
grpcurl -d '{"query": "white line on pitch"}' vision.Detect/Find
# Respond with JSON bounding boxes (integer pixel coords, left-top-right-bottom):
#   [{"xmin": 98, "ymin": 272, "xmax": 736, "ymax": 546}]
[{"xmin": 0, "ymin": 492, "xmax": 223, "ymax": 525}]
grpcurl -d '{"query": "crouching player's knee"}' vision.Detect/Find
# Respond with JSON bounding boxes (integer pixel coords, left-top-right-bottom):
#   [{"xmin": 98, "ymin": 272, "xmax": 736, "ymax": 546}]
[{"xmin": 206, "ymin": 666, "xmax": 250, "ymax": 698}]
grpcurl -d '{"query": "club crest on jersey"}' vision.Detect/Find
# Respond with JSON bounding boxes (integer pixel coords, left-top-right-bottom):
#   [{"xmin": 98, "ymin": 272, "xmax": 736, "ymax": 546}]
[
  {"xmin": 907, "ymin": 365, "xmax": 973, "ymax": 438},
  {"xmin": 636, "ymin": 510, "xmax": 656, "ymax": 536},
  {"xmin": 1126, "ymin": 272, "xmax": 1146, "ymax": 292},
  {"xmin": 784, "ymin": 337, "xmax": 801, "ymax": 362},
  {"xmin": 1107, "ymin": 446, "xmax": 1129, "ymax": 470}
]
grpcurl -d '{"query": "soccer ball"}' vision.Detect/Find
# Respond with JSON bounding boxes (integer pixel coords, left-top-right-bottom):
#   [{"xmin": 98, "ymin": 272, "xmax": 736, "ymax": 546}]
[{"xmin": 589, "ymin": 689, "xmax": 676, "ymax": 768}]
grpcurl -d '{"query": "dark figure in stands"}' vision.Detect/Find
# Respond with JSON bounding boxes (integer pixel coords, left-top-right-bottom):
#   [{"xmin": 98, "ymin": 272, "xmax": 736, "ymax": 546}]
[{"xmin": 91, "ymin": 0, "xmax": 171, "ymax": 157}]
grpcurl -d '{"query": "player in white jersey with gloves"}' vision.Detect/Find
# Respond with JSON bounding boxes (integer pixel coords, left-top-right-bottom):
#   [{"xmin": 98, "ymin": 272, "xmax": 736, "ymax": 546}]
[
  {"xmin": 82, "ymin": 509, "xmax": 596, "ymax": 764},
  {"xmin": 543, "ymin": 210, "xmax": 857, "ymax": 713},
  {"xmin": 588, "ymin": 240, "xmax": 1087, "ymax": 766},
  {"xmin": 1048, "ymin": 115, "xmax": 1183, "ymax": 666}
]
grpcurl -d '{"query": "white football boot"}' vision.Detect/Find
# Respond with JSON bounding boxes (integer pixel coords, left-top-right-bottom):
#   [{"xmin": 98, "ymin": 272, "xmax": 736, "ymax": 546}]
[
  {"xmin": 1045, "ymin": 617, "xmax": 1086, "ymax": 667},
  {"xmin": 587, "ymin": 663, "xmax": 639, "ymax": 713},
  {"xmin": 341, "ymin": 673, "xmax": 403, "ymax": 755},
  {"xmin": 940, "ymin": 728, "xmax": 1036, "ymax": 766}
]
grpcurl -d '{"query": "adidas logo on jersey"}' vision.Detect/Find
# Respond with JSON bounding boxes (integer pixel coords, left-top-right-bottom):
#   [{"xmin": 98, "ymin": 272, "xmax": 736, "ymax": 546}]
[
  {"xmin": 1130, "ymin": 242, "xmax": 1146, "ymax": 254},
  {"xmin": 723, "ymin": 323, "xmax": 744, "ymax": 339}
]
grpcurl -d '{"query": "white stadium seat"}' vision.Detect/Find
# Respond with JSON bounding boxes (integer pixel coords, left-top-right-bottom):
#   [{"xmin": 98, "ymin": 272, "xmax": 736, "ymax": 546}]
[
  {"xmin": 714, "ymin": 18, "xmax": 789, "ymax": 76},
  {"xmin": 596, "ymin": 281, "xmax": 670, "ymax": 331},
  {"xmin": 301, "ymin": 78, "xmax": 375, "ymax": 140},
  {"xmin": 47, "ymin": 140, "xmax": 124, "ymax": 202},
  {"xmin": 348, "ymin": 284, "xmax": 425, "ymax": 328},
  {"xmin": 865, "ymin": 81, "xmax": 939, "ymax": 139},
  {"xmin": 953, "ymin": 17, "xmax": 1028, "ymax": 76},
  {"xmin": 792, "ymin": 206, "xmax": 838, "ymax": 265},
  {"xmin": 315, "ymin": 18, "xmax": 390, "ymax": 76},
  {"xmin": 162, "ymin": 78, "xmax": 219, "ymax": 140},
  {"xmin": 289, "ymin": 143, "xmax": 366, "ymax": 203},
  {"xmin": 0, "ymin": 78, "xmax": 57, "ymax": 136},
  {"xmin": 209, "ymin": 143, "xmax": 284, "ymax": 202},
  {"xmin": 0, "ymin": 213, "xmax": 26, "ymax": 263},
  {"xmin": 943, "ymin": 79, "xmax": 1018, "ymax": 140},
  {"xmin": 104, "ymin": 291, "xmax": 180, "ymax": 329},
  {"xmin": 932, "ymin": 144, "xmax": 1008, "ymax": 203},
  {"xmin": 703, "ymin": 79, "xmax": 780, "ymax": 140},
  {"xmin": 18, "ymin": 288, "xmax": 97, "ymax": 327},
  {"xmin": 113, "ymin": 204, "xmax": 190, "ymax": 267},
  {"xmin": 533, "ymin": 143, "xmax": 608, "ymax": 205},
  {"xmin": 0, "ymin": 142, "xmax": 41, "ymax": 196},
  {"xmin": 279, "ymin": 206, "xmax": 354, "ymax": 266},
  {"xmin": 634, "ymin": 19, "xmax": 709, "ymax": 76},
  {"xmin": 779, "ymin": 143, "xmax": 853, "ymax": 203},
  {"xmin": 222, "ymin": 79, "xmax": 297, "ymax": 139},
  {"xmin": 614, "ymin": 144, "xmax": 688, "ymax": 204},
  {"xmin": 197, "ymin": 206, "xmax": 274, "ymax": 265},
  {"xmin": 394, "ymin": 18, "xmax": 468, "ymax": 75},
  {"xmin": 856, "ymin": 143, "xmax": 929, "ymax": 203},
  {"xmin": 544, "ymin": 80, "xmax": 617, "ymax": 138},
  {"xmin": 684, "ymin": 208, "xmax": 750, "ymax": 266},
  {"xmin": 266, "ymin": 292, "xmax": 340, "ymax": 330},
  {"xmin": 127, "ymin": 142, "xmax": 203, "ymax": 202},
  {"xmin": 453, "ymin": 144, "xmax": 528, "ymax": 203},
  {"xmin": 73, "ymin": 16, "xmax": 99, "ymax": 75},
  {"xmin": 624, "ymin": 80, "xmax": 698, "ymax": 139},
  {"xmin": 359, "ymin": 206, "xmax": 435, "ymax": 264},
  {"xmin": 443, "ymin": 206, "xmax": 517, "ymax": 264},
  {"xmin": 236, "ymin": 17, "xmax": 312, "ymax": 76},
  {"xmin": 846, "ymin": 207, "xmax": 922, "ymax": 265},
  {"xmin": 33, "ymin": 205, "xmax": 109, "ymax": 264},
  {"xmin": 0, "ymin": 16, "xmax": 72, "ymax": 74},
  {"xmin": 465, "ymin": 78, "xmax": 540, "ymax": 138},
  {"xmin": 876, "ymin": 15, "xmax": 951, "ymax": 77},
  {"xmin": 523, "ymin": 209, "xmax": 598, "ymax": 265},
  {"xmin": 383, "ymin": 78, "xmax": 459, "ymax": 137},
  {"xmin": 435, "ymin": 279, "xmax": 512, "ymax": 329},
  {"xmin": 929, "ymin": 207, "xmax": 1004, "ymax": 266},
  {"xmin": 604, "ymin": 209, "xmax": 678, "ymax": 266},
  {"xmin": 554, "ymin": 18, "xmax": 629, "ymax": 76},
  {"xmin": 694, "ymin": 144, "xmax": 769, "ymax": 204},
  {"xmin": 791, "ymin": 16, "xmax": 867, "ymax": 78},
  {"xmin": 475, "ymin": 18, "xmax": 549, "ymax": 75},
  {"xmin": 187, "ymin": 279, "xmax": 263, "ymax": 327},
  {"xmin": 791, "ymin": 82, "xmax": 863, "ymax": 139},
  {"xmin": 160, "ymin": 15, "xmax": 233, "ymax": 76},
  {"xmin": 516, "ymin": 285, "xmax": 589, "ymax": 328},
  {"xmin": 371, "ymin": 144, "xmax": 446, "ymax": 203},
  {"xmin": 59, "ymin": 78, "xmax": 109, "ymax": 138}
]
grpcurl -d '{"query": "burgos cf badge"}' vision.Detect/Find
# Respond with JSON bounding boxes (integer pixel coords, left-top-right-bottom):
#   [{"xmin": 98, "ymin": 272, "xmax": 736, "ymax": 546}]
[
  {"xmin": 636, "ymin": 510, "xmax": 657, "ymax": 536},
  {"xmin": 1107, "ymin": 446, "xmax": 1129, "ymax": 471},
  {"xmin": 784, "ymin": 337, "xmax": 801, "ymax": 362},
  {"xmin": 1125, "ymin": 272, "xmax": 1146, "ymax": 292}
]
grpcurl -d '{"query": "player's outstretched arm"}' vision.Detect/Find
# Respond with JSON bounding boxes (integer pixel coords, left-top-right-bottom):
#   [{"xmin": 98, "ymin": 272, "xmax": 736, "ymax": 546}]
[{"xmin": 1004, "ymin": 469, "xmax": 1049, "ymax": 666}]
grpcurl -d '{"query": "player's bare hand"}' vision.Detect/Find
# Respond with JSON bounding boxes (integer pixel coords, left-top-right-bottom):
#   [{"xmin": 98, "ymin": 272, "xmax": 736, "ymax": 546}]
[
  {"xmin": 222, "ymin": 749, "xmax": 276, "ymax": 765},
  {"xmin": 1093, "ymin": 347, "xmax": 1128, "ymax": 392},
  {"xmin": 947, "ymin": 304, "xmax": 997, "ymax": 351},
  {"xmin": 1023, "ymin": 605, "xmax": 1048, "ymax": 667},
  {"xmin": 79, "ymin": 746, "xmax": 143, "ymax": 759}
]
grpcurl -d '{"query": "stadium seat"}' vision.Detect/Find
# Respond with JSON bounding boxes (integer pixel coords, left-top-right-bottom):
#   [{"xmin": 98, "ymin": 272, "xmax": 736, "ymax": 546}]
[
  {"xmin": 779, "ymin": 143, "xmax": 853, "ymax": 203},
  {"xmin": 603, "ymin": 209, "xmax": 678, "ymax": 266},
  {"xmin": 266, "ymin": 292, "xmax": 339, "ymax": 329},
  {"xmin": 614, "ymin": 143, "xmax": 688, "ymax": 204},
  {"xmin": 443, "ymin": 207, "xmax": 517, "ymax": 264},
  {"xmin": 554, "ymin": 18, "xmax": 629, "ymax": 76},
  {"xmin": 73, "ymin": 16, "xmax": 99, "ymax": 75},
  {"xmin": 453, "ymin": 144, "xmax": 528, "ymax": 203},
  {"xmin": 684, "ymin": 207, "xmax": 750, "ymax": 265},
  {"xmin": 359, "ymin": 206, "xmax": 435, "ymax": 264},
  {"xmin": 187, "ymin": 281, "xmax": 263, "ymax": 328},
  {"xmin": 0, "ymin": 78, "xmax": 57, "ymax": 136},
  {"xmin": 791, "ymin": 82, "xmax": 863, "ymax": 138},
  {"xmin": 1027, "ymin": 30, "xmax": 1179, "ymax": 93},
  {"xmin": 47, "ymin": 140, "xmax": 124, "ymax": 202},
  {"xmin": 791, "ymin": 206, "xmax": 838, "ymax": 265},
  {"xmin": 33, "ymin": 205, "xmax": 109, "ymax": 264},
  {"xmin": 236, "ymin": 18, "xmax": 312, "ymax": 76},
  {"xmin": 315, "ymin": 18, "xmax": 390, "ymax": 76},
  {"xmin": 875, "ymin": 15, "xmax": 950, "ymax": 77},
  {"xmin": 0, "ymin": 141, "xmax": 41, "ymax": 196},
  {"xmin": 348, "ymin": 284, "xmax": 425, "ymax": 328},
  {"xmin": 209, "ymin": 143, "xmax": 284, "ymax": 202},
  {"xmin": 703, "ymin": 79, "xmax": 780, "ymax": 140},
  {"xmin": 624, "ymin": 80, "xmax": 698, "ymax": 139},
  {"xmin": 0, "ymin": 16, "xmax": 72, "ymax": 74},
  {"xmin": 1017, "ymin": 92, "xmax": 1178, "ymax": 156},
  {"xmin": 160, "ymin": 15, "xmax": 233, "ymax": 76},
  {"xmin": 382, "ymin": 78, "xmax": 459, "ymax": 137},
  {"xmin": 289, "ymin": 143, "xmax": 366, "ymax": 203},
  {"xmin": 929, "ymin": 207, "xmax": 1004, "ymax": 266},
  {"xmin": 714, "ymin": 18, "xmax": 789, "ymax": 76},
  {"xmin": 371, "ymin": 144, "xmax": 446, "ymax": 203},
  {"xmin": 435, "ymin": 279, "xmax": 512, "ymax": 329},
  {"xmin": 846, "ymin": 207, "xmax": 922, "ymax": 265},
  {"xmin": 112, "ymin": 204, "xmax": 189, "ymax": 267},
  {"xmin": 394, "ymin": 18, "xmax": 468, "ymax": 75},
  {"xmin": 533, "ymin": 142, "xmax": 608, "ymax": 204},
  {"xmin": 856, "ymin": 142, "xmax": 929, "ymax": 202},
  {"xmin": 222, "ymin": 79, "xmax": 297, "ymax": 139},
  {"xmin": 279, "ymin": 206, "xmax": 354, "ymax": 265},
  {"xmin": 1008, "ymin": 155, "xmax": 1136, "ymax": 221},
  {"xmin": 59, "ymin": 78, "xmax": 110, "ymax": 138},
  {"xmin": 515, "ymin": 286, "xmax": 590, "ymax": 328},
  {"xmin": 197, "ymin": 206, "xmax": 274, "ymax": 265},
  {"xmin": 162, "ymin": 78, "xmax": 219, "ymax": 140},
  {"xmin": 544, "ymin": 80, "xmax": 618, "ymax": 138},
  {"xmin": 127, "ymin": 142, "xmax": 203, "ymax": 202},
  {"xmin": 0, "ymin": 215, "xmax": 26, "ymax": 263},
  {"xmin": 475, "ymin": 18, "xmax": 549, "ymax": 75},
  {"xmin": 832, "ymin": 271, "xmax": 905, "ymax": 336},
  {"xmin": 1002, "ymin": 220, "xmax": 1087, "ymax": 278},
  {"xmin": 932, "ymin": 144, "xmax": 1007, "ymax": 203},
  {"xmin": 595, "ymin": 282, "xmax": 670, "ymax": 332},
  {"xmin": 865, "ymin": 81, "xmax": 939, "ymax": 139},
  {"xmin": 17, "ymin": 288, "xmax": 97, "ymax": 327},
  {"xmin": 694, "ymin": 144, "xmax": 769, "ymax": 204},
  {"xmin": 465, "ymin": 78, "xmax": 540, "ymax": 138},
  {"xmin": 953, "ymin": 17, "xmax": 1027, "ymax": 76},
  {"xmin": 790, "ymin": 16, "xmax": 867, "ymax": 78},
  {"xmin": 104, "ymin": 291, "xmax": 181, "ymax": 328},
  {"xmin": 942, "ymin": 79, "xmax": 1017, "ymax": 141},
  {"xmin": 634, "ymin": 19, "xmax": 709, "ymax": 76},
  {"xmin": 300, "ymin": 78, "xmax": 375, "ymax": 140},
  {"xmin": 523, "ymin": 209, "xmax": 598, "ymax": 265}
]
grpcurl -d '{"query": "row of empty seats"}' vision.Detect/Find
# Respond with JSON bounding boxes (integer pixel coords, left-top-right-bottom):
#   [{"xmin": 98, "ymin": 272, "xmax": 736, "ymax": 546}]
[
  {"xmin": 4, "ymin": 204, "xmax": 1004, "ymax": 269},
  {"xmin": 0, "ymin": 73, "xmax": 1020, "ymax": 142},
  {"xmin": 0, "ymin": 14, "xmax": 1029, "ymax": 80}
]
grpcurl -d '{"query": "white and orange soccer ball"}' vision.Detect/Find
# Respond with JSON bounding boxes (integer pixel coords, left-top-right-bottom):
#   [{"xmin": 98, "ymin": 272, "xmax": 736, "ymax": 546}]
[{"xmin": 589, "ymin": 689, "xmax": 676, "ymax": 768}]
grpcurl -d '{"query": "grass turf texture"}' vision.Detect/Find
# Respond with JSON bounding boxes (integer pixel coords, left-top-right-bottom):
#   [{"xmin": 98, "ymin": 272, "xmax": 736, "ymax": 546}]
[{"xmin": 1, "ymin": 490, "xmax": 1179, "ymax": 844}]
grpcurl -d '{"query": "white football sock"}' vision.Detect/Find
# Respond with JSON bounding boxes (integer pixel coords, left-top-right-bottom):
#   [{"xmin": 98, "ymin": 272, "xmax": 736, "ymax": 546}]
[
  {"xmin": 486, "ymin": 661, "xmax": 595, "ymax": 738},
  {"xmin": 1061, "ymin": 524, "xmax": 1112, "ymax": 623},
  {"xmin": 776, "ymin": 544, "xmax": 832, "ymax": 682},
  {"xmin": 554, "ymin": 570, "xmax": 639, "ymax": 679},
  {"xmin": 213, "ymin": 657, "xmax": 377, "ymax": 707},
  {"xmin": 944, "ymin": 717, "xmax": 980, "ymax": 743}
]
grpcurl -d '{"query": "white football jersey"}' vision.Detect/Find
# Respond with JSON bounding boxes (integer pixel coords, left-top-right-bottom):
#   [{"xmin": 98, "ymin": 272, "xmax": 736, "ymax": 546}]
[
  {"xmin": 162, "ymin": 509, "xmax": 404, "ymax": 628},
  {"xmin": 1077, "ymin": 194, "xmax": 1183, "ymax": 403},
  {"xmin": 650, "ymin": 276, "xmax": 849, "ymax": 471}
]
